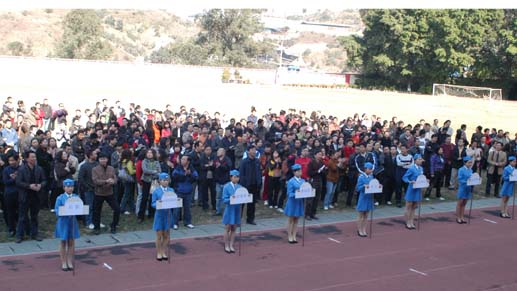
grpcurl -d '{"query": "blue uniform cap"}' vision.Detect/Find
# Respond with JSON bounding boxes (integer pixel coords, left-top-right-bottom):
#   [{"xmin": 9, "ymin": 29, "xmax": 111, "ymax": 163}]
[
  {"xmin": 463, "ymin": 156, "xmax": 472, "ymax": 162},
  {"xmin": 230, "ymin": 170, "xmax": 240, "ymax": 177},
  {"xmin": 63, "ymin": 179, "xmax": 75, "ymax": 187},
  {"xmin": 509, "ymin": 156, "xmax": 516, "ymax": 161},
  {"xmin": 159, "ymin": 173, "xmax": 170, "ymax": 180},
  {"xmin": 413, "ymin": 154, "xmax": 423, "ymax": 160},
  {"xmin": 364, "ymin": 162, "xmax": 374, "ymax": 170},
  {"xmin": 291, "ymin": 164, "xmax": 302, "ymax": 171}
]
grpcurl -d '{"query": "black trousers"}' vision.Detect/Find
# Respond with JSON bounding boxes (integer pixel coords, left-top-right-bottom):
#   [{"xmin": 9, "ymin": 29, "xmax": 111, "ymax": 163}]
[
  {"xmin": 4, "ymin": 191, "xmax": 19, "ymax": 232},
  {"xmin": 268, "ymin": 176, "xmax": 281, "ymax": 207},
  {"xmin": 425, "ymin": 171, "xmax": 443, "ymax": 198},
  {"xmin": 383, "ymin": 175, "xmax": 396, "ymax": 203},
  {"xmin": 138, "ymin": 181, "xmax": 154, "ymax": 219},
  {"xmin": 17, "ymin": 193, "xmax": 40, "ymax": 239},
  {"xmin": 243, "ymin": 184, "xmax": 259, "ymax": 223},
  {"xmin": 346, "ymin": 172, "xmax": 358, "ymax": 206},
  {"xmin": 93, "ymin": 194, "xmax": 120, "ymax": 230},
  {"xmin": 486, "ymin": 172, "xmax": 501, "ymax": 196},
  {"xmin": 443, "ymin": 163, "xmax": 452, "ymax": 188},
  {"xmin": 306, "ymin": 181, "xmax": 322, "ymax": 217},
  {"xmin": 277, "ymin": 180, "xmax": 287, "ymax": 209},
  {"xmin": 199, "ymin": 178, "xmax": 216, "ymax": 210}
]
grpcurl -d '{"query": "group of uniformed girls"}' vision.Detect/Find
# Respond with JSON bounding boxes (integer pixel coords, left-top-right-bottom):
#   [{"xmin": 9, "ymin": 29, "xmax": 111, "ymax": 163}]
[{"xmin": 54, "ymin": 155, "xmax": 517, "ymax": 268}]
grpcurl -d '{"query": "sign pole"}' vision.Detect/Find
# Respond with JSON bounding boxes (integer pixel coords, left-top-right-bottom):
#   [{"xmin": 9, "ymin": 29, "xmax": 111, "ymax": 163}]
[
  {"xmin": 417, "ymin": 191, "xmax": 422, "ymax": 231},
  {"xmin": 512, "ymin": 185, "xmax": 516, "ymax": 220},
  {"xmin": 72, "ymin": 214, "xmax": 76, "ymax": 276},
  {"xmin": 167, "ymin": 209, "xmax": 171, "ymax": 264},
  {"xmin": 302, "ymin": 198, "xmax": 306, "ymax": 247},
  {"xmin": 468, "ymin": 188, "xmax": 474, "ymax": 225},
  {"xmin": 369, "ymin": 196, "xmax": 373, "ymax": 239},
  {"xmin": 239, "ymin": 213, "xmax": 242, "ymax": 257}
]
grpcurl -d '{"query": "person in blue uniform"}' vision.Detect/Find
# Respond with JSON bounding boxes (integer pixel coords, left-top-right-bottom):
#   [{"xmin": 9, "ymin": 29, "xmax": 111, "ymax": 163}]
[
  {"xmin": 456, "ymin": 156, "xmax": 474, "ymax": 224},
  {"xmin": 499, "ymin": 156, "xmax": 516, "ymax": 218},
  {"xmin": 222, "ymin": 170, "xmax": 242, "ymax": 253},
  {"xmin": 54, "ymin": 179, "xmax": 81, "ymax": 272},
  {"xmin": 151, "ymin": 173, "xmax": 175, "ymax": 261},
  {"xmin": 355, "ymin": 162, "xmax": 374, "ymax": 237},
  {"xmin": 284, "ymin": 164, "xmax": 305, "ymax": 244},
  {"xmin": 402, "ymin": 154, "xmax": 426, "ymax": 230}
]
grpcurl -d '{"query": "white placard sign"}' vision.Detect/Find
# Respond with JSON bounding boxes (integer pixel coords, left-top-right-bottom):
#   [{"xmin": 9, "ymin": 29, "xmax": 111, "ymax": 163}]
[
  {"xmin": 365, "ymin": 179, "xmax": 383, "ymax": 194},
  {"xmin": 413, "ymin": 175, "xmax": 430, "ymax": 189},
  {"xmin": 230, "ymin": 187, "xmax": 253, "ymax": 205},
  {"xmin": 157, "ymin": 191, "xmax": 183, "ymax": 209},
  {"xmin": 510, "ymin": 170, "xmax": 517, "ymax": 182},
  {"xmin": 467, "ymin": 173, "xmax": 482, "ymax": 186},
  {"xmin": 59, "ymin": 197, "xmax": 89, "ymax": 216},
  {"xmin": 295, "ymin": 182, "xmax": 316, "ymax": 199}
]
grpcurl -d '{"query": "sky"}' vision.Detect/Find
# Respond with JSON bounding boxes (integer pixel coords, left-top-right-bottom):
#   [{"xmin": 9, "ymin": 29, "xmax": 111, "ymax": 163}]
[{"xmin": 0, "ymin": 0, "xmax": 515, "ymax": 10}]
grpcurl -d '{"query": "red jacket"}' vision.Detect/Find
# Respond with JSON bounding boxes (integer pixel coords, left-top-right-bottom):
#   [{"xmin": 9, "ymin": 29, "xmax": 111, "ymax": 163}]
[
  {"xmin": 135, "ymin": 159, "xmax": 143, "ymax": 185},
  {"xmin": 295, "ymin": 157, "xmax": 312, "ymax": 180},
  {"xmin": 441, "ymin": 143, "xmax": 455, "ymax": 164}
]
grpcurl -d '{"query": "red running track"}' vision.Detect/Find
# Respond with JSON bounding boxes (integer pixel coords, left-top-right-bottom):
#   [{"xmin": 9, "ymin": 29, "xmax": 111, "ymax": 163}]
[{"xmin": 1, "ymin": 207, "xmax": 517, "ymax": 291}]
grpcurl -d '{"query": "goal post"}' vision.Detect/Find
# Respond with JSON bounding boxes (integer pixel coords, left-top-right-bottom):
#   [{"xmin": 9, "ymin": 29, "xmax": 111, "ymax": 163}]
[{"xmin": 432, "ymin": 84, "xmax": 502, "ymax": 100}]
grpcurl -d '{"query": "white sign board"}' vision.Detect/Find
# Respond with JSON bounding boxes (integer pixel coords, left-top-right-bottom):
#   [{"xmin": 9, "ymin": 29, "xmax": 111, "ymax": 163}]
[
  {"xmin": 157, "ymin": 191, "xmax": 183, "ymax": 209},
  {"xmin": 467, "ymin": 173, "xmax": 482, "ymax": 186},
  {"xmin": 295, "ymin": 182, "xmax": 316, "ymax": 199},
  {"xmin": 59, "ymin": 197, "xmax": 89, "ymax": 216},
  {"xmin": 365, "ymin": 179, "xmax": 383, "ymax": 194},
  {"xmin": 413, "ymin": 175, "xmax": 430, "ymax": 189},
  {"xmin": 230, "ymin": 187, "xmax": 253, "ymax": 205},
  {"xmin": 510, "ymin": 170, "xmax": 517, "ymax": 182}
]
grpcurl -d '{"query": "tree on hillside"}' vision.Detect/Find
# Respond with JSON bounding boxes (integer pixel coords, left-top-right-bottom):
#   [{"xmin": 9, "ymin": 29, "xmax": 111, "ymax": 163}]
[
  {"xmin": 149, "ymin": 9, "xmax": 274, "ymax": 67},
  {"xmin": 56, "ymin": 9, "xmax": 112, "ymax": 60}
]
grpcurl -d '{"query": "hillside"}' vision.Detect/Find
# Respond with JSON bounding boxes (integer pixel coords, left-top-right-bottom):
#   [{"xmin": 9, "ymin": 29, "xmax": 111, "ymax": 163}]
[
  {"xmin": 0, "ymin": 9, "xmax": 198, "ymax": 61},
  {"xmin": 0, "ymin": 9, "xmax": 362, "ymax": 71}
]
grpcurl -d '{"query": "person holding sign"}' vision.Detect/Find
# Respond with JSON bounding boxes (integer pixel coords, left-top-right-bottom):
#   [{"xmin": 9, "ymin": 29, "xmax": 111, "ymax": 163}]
[
  {"xmin": 54, "ymin": 179, "xmax": 80, "ymax": 272},
  {"xmin": 284, "ymin": 164, "xmax": 305, "ymax": 244},
  {"xmin": 499, "ymin": 156, "xmax": 516, "ymax": 218},
  {"xmin": 151, "ymin": 173, "xmax": 175, "ymax": 261},
  {"xmin": 355, "ymin": 162, "xmax": 374, "ymax": 237},
  {"xmin": 456, "ymin": 156, "xmax": 474, "ymax": 224},
  {"xmin": 222, "ymin": 170, "xmax": 242, "ymax": 253},
  {"xmin": 402, "ymin": 154, "xmax": 425, "ymax": 230}
]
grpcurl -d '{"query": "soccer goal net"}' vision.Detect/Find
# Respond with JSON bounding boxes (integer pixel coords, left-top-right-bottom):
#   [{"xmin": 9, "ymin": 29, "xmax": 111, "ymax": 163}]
[{"xmin": 432, "ymin": 84, "xmax": 502, "ymax": 100}]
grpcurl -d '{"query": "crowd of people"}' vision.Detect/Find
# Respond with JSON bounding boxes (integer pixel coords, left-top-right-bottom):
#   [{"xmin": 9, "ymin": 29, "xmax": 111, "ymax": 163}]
[{"xmin": 1, "ymin": 96, "xmax": 516, "ymax": 245}]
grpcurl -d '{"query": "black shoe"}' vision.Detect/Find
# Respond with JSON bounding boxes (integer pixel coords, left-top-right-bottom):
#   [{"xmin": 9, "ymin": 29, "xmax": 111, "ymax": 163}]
[
  {"xmin": 224, "ymin": 247, "xmax": 231, "ymax": 254},
  {"xmin": 162, "ymin": 256, "xmax": 168, "ymax": 261},
  {"xmin": 212, "ymin": 213, "xmax": 222, "ymax": 217},
  {"xmin": 456, "ymin": 219, "xmax": 463, "ymax": 224},
  {"xmin": 292, "ymin": 240, "xmax": 298, "ymax": 244},
  {"xmin": 305, "ymin": 216, "xmax": 312, "ymax": 221},
  {"xmin": 62, "ymin": 267, "xmax": 69, "ymax": 272},
  {"xmin": 396, "ymin": 203, "xmax": 402, "ymax": 208},
  {"xmin": 67, "ymin": 266, "xmax": 74, "ymax": 271},
  {"xmin": 357, "ymin": 230, "xmax": 362, "ymax": 237},
  {"xmin": 247, "ymin": 221, "xmax": 256, "ymax": 225},
  {"xmin": 495, "ymin": 195, "xmax": 501, "ymax": 198},
  {"xmin": 406, "ymin": 225, "xmax": 413, "ymax": 230},
  {"xmin": 156, "ymin": 257, "xmax": 163, "ymax": 261},
  {"xmin": 110, "ymin": 227, "xmax": 116, "ymax": 234},
  {"xmin": 93, "ymin": 229, "xmax": 101, "ymax": 235},
  {"xmin": 230, "ymin": 249, "xmax": 236, "ymax": 253},
  {"xmin": 137, "ymin": 218, "xmax": 144, "ymax": 224},
  {"xmin": 500, "ymin": 213, "xmax": 505, "ymax": 218},
  {"xmin": 310, "ymin": 216, "xmax": 319, "ymax": 220},
  {"xmin": 15, "ymin": 238, "xmax": 22, "ymax": 244},
  {"xmin": 288, "ymin": 240, "xmax": 295, "ymax": 244},
  {"xmin": 32, "ymin": 235, "xmax": 43, "ymax": 241},
  {"xmin": 8, "ymin": 231, "xmax": 15, "ymax": 237}
]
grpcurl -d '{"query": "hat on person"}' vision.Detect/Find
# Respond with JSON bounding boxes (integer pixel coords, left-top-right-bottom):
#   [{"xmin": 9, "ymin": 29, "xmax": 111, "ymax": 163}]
[
  {"xmin": 463, "ymin": 156, "xmax": 472, "ymax": 162},
  {"xmin": 414, "ymin": 154, "xmax": 423, "ymax": 160},
  {"xmin": 230, "ymin": 170, "xmax": 240, "ymax": 177},
  {"xmin": 509, "ymin": 156, "xmax": 516, "ymax": 162},
  {"xmin": 63, "ymin": 179, "xmax": 75, "ymax": 187},
  {"xmin": 159, "ymin": 173, "xmax": 170, "ymax": 180},
  {"xmin": 364, "ymin": 162, "xmax": 374, "ymax": 170},
  {"xmin": 291, "ymin": 164, "xmax": 302, "ymax": 171}
]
